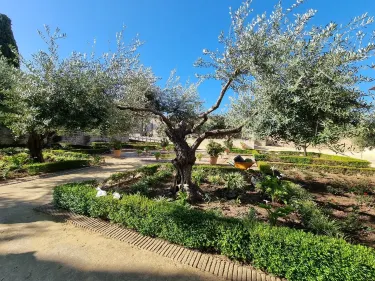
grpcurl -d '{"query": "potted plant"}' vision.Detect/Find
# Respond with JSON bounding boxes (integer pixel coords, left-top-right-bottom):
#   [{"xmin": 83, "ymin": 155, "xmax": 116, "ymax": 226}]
[
  {"xmin": 206, "ymin": 141, "xmax": 225, "ymax": 165},
  {"xmin": 112, "ymin": 140, "xmax": 122, "ymax": 157},
  {"xmin": 160, "ymin": 138, "xmax": 169, "ymax": 151},
  {"xmin": 223, "ymin": 137, "xmax": 233, "ymax": 155},
  {"xmin": 154, "ymin": 151, "xmax": 161, "ymax": 161},
  {"xmin": 196, "ymin": 152, "xmax": 203, "ymax": 161},
  {"xmin": 136, "ymin": 149, "xmax": 142, "ymax": 156}
]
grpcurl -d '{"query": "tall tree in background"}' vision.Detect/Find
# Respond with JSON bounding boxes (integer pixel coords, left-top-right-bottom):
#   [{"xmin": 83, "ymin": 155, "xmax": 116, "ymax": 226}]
[
  {"xmin": 228, "ymin": 3, "xmax": 375, "ymax": 155},
  {"xmin": 0, "ymin": 14, "xmax": 19, "ymax": 68}
]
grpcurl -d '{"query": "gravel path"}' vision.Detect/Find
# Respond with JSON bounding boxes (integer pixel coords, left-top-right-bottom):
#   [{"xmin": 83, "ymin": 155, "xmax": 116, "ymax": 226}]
[{"xmin": 0, "ymin": 157, "xmax": 221, "ymax": 281}]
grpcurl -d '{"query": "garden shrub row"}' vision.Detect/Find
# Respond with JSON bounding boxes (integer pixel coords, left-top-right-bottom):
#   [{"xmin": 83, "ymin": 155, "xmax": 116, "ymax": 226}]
[
  {"xmin": 121, "ymin": 143, "xmax": 160, "ymax": 150},
  {"xmin": 278, "ymin": 156, "xmax": 371, "ymax": 168},
  {"xmin": 25, "ymin": 160, "xmax": 91, "ymax": 175},
  {"xmin": 53, "ymin": 181, "xmax": 375, "ymax": 281},
  {"xmin": 67, "ymin": 148, "xmax": 110, "ymax": 155},
  {"xmin": 263, "ymin": 162, "xmax": 375, "ymax": 176}
]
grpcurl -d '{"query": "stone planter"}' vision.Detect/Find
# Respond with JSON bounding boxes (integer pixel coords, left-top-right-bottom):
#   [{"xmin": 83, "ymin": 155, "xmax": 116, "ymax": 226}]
[
  {"xmin": 210, "ymin": 156, "xmax": 218, "ymax": 165},
  {"xmin": 113, "ymin": 149, "xmax": 122, "ymax": 157}
]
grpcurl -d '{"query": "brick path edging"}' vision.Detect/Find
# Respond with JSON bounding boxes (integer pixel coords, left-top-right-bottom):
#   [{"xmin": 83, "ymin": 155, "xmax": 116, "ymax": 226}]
[{"xmin": 35, "ymin": 204, "xmax": 286, "ymax": 281}]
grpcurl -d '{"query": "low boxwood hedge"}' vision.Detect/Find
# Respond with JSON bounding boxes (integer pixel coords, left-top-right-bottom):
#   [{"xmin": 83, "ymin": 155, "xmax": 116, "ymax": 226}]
[
  {"xmin": 25, "ymin": 160, "xmax": 90, "ymax": 175},
  {"xmin": 277, "ymin": 156, "xmax": 371, "ymax": 168},
  {"xmin": 67, "ymin": 148, "xmax": 110, "ymax": 154},
  {"xmin": 53, "ymin": 182, "xmax": 375, "ymax": 281},
  {"xmin": 266, "ymin": 162, "xmax": 375, "ymax": 176}
]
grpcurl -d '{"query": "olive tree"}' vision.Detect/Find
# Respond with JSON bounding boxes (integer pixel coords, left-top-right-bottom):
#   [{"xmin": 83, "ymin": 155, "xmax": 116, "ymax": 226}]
[
  {"xmin": 114, "ymin": 0, "xmax": 316, "ymax": 200},
  {"xmin": 1, "ymin": 27, "xmax": 113, "ymax": 161},
  {"xmin": 228, "ymin": 4, "xmax": 375, "ymax": 155}
]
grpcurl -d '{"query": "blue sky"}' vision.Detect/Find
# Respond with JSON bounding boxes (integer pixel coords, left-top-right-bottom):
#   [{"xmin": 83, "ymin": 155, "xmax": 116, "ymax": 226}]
[{"xmin": 2, "ymin": 0, "xmax": 375, "ymax": 109}]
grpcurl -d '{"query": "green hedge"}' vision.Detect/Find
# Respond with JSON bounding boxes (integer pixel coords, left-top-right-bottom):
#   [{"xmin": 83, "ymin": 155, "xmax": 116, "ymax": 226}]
[
  {"xmin": 194, "ymin": 164, "xmax": 244, "ymax": 174},
  {"xmin": 268, "ymin": 162, "xmax": 375, "ymax": 176},
  {"xmin": 53, "ymin": 182, "xmax": 375, "ymax": 281},
  {"xmin": 275, "ymin": 151, "xmax": 321, "ymax": 157},
  {"xmin": 25, "ymin": 160, "xmax": 90, "ymax": 175},
  {"xmin": 277, "ymin": 156, "xmax": 370, "ymax": 168},
  {"xmin": 230, "ymin": 148, "xmax": 258, "ymax": 155},
  {"xmin": 67, "ymin": 148, "xmax": 110, "ymax": 154},
  {"xmin": 257, "ymin": 161, "xmax": 273, "ymax": 175}
]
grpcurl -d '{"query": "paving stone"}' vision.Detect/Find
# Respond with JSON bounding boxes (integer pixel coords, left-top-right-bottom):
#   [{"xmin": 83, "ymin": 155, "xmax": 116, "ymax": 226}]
[{"xmin": 36, "ymin": 205, "xmax": 284, "ymax": 281}]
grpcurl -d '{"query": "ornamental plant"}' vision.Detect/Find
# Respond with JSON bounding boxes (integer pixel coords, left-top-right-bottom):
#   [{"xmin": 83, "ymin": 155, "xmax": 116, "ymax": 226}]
[{"xmin": 206, "ymin": 141, "xmax": 225, "ymax": 157}]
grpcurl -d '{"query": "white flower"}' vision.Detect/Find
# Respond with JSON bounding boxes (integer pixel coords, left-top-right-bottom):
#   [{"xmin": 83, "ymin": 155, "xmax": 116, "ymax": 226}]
[
  {"xmin": 113, "ymin": 192, "xmax": 121, "ymax": 200},
  {"xmin": 96, "ymin": 189, "xmax": 107, "ymax": 197}
]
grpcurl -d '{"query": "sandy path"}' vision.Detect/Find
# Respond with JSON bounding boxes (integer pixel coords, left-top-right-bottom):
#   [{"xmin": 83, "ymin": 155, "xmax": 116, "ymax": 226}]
[{"xmin": 0, "ymin": 157, "xmax": 221, "ymax": 281}]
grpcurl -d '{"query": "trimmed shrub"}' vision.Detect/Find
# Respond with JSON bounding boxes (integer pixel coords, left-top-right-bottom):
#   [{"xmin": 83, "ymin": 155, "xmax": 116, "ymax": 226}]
[
  {"xmin": 193, "ymin": 164, "xmax": 241, "ymax": 174},
  {"xmin": 25, "ymin": 160, "xmax": 90, "ymax": 175},
  {"xmin": 53, "ymin": 182, "xmax": 375, "ymax": 281},
  {"xmin": 91, "ymin": 142, "xmax": 110, "ymax": 149},
  {"xmin": 268, "ymin": 162, "xmax": 375, "ymax": 176},
  {"xmin": 257, "ymin": 161, "xmax": 273, "ymax": 175},
  {"xmin": 138, "ymin": 164, "xmax": 161, "ymax": 176},
  {"xmin": 278, "ymin": 156, "xmax": 370, "ymax": 168},
  {"xmin": 68, "ymin": 148, "xmax": 110, "ymax": 155}
]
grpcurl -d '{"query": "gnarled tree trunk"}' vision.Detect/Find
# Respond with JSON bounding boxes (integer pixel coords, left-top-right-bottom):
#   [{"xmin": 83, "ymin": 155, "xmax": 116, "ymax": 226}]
[
  {"xmin": 168, "ymin": 131, "xmax": 203, "ymax": 202},
  {"xmin": 27, "ymin": 131, "xmax": 44, "ymax": 162}
]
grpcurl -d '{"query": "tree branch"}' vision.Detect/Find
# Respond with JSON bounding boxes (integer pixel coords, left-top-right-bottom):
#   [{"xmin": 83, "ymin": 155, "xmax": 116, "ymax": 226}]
[
  {"xmin": 191, "ymin": 125, "xmax": 243, "ymax": 151},
  {"xmin": 117, "ymin": 105, "xmax": 173, "ymax": 130},
  {"xmin": 191, "ymin": 71, "xmax": 239, "ymax": 134}
]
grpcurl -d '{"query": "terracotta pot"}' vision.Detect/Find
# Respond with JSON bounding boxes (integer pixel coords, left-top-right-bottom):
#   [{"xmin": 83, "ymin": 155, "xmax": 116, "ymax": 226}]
[
  {"xmin": 113, "ymin": 149, "xmax": 122, "ymax": 157},
  {"xmin": 155, "ymin": 157, "xmax": 160, "ymax": 161},
  {"xmin": 225, "ymin": 149, "xmax": 230, "ymax": 155},
  {"xmin": 210, "ymin": 156, "xmax": 218, "ymax": 165}
]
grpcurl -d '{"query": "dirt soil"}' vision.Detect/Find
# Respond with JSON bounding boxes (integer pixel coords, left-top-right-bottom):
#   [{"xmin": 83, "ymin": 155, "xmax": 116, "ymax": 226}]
[{"xmin": 0, "ymin": 156, "xmax": 223, "ymax": 281}]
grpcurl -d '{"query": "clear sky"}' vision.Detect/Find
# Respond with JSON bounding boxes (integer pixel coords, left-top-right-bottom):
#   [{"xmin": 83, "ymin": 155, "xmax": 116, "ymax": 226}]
[{"xmin": 2, "ymin": 0, "xmax": 375, "ymax": 109}]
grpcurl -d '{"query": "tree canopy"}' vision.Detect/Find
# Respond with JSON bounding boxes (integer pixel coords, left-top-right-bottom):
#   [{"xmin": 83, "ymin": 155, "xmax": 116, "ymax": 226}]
[
  {"xmin": 0, "ymin": 13, "xmax": 19, "ymax": 68},
  {"xmin": 226, "ymin": 1, "xmax": 375, "ymax": 154}
]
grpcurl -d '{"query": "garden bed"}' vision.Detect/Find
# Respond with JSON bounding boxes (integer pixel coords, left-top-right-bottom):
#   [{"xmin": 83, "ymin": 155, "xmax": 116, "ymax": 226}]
[
  {"xmin": 0, "ymin": 148, "xmax": 102, "ymax": 180},
  {"xmin": 53, "ymin": 165, "xmax": 375, "ymax": 281}
]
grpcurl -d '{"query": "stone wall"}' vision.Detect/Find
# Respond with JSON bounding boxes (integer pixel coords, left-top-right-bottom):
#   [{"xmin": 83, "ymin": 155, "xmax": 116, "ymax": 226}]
[
  {"xmin": 0, "ymin": 125, "xmax": 27, "ymax": 146},
  {"xmin": 61, "ymin": 132, "xmax": 129, "ymax": 145}
]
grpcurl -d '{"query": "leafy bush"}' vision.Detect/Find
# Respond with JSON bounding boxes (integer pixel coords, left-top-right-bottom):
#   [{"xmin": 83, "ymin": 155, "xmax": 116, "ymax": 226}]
[
  {"xmin": 268, "ymin": 162, "xmax": 375, "ymax": 176},
  {"xmin": 259, "ymin": 204, "xmax": 294, "ymax": 226},
  {"xmin": 223, "ymin": 172, "xmax": 247, "ymax": 190},
  {"xmin": 106, "ymin": 171, "xmax": 137, "ymax": 184},
  {"xmin": 154, "ymin": 151, "xmax": 161, "ymax": 159},
  {"xmin": 0, "ymin": 147, "xmax": 29, "ymax": 156},
  {"xmin": 160, "ymin": 138, "xmax": 169, "ymax": 148},
  {"xmin": 206, "ymin": 141, "xmax": 225, "ymax": 157},
  {"xmin": 257, "ymin": 161, "xmax": 273, "ymax": 175},
  {"xmin": 196, "ymin": 152, "xmax": 203, "ymax": 161},
  {"xmin": 54, "ymin": 182, "xmax": 375, "ymax": 281},
  {"xmin": 67, "ymin": 148, "xmax": 110, "ymax": 154},
  {"xmin": 138, "ymin": 164, "xmax": 161, "ymax": 176},
  {"xmin": 111, "ymin": 139, "xmax": 122, "ymax": 150},
  {"xmin": 193, "ymin": 164, "xmax": 240, "ymax": 174},
  {"xmin": 25, "ymin": 160, "xmax": 90, "ymax": 175},
  {"xmin": 278, "ymin": 156, "xmax": 370, "ymax": 168},
  {"xmin": 207, "ymin": 174, "xmax": 223, "ymax": 185},
  {"xmin": 192, "ymin": 169, "xmax": 206, "ymax": 186},
  {"xmin": 293, "ymin": 200, "xmax": 342, "ymax": 237},
  {"xmin": 91, "ymin": 142, "xmax": 110, "ymax": 149}
]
